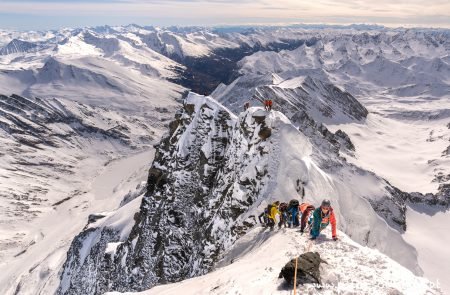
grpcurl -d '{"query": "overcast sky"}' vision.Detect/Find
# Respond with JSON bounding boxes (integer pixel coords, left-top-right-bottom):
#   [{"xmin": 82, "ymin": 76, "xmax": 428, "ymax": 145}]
[{"xmin": 0, "ymin": 0, "xmax": 449, "ymax": 30}]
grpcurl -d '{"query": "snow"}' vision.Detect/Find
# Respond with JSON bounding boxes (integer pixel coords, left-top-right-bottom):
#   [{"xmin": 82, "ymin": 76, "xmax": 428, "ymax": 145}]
[
  {"xmin": 403, "ymin": 204, "xmax": 450, "ymax": 294},
  {"xmin": 92, "ymin": 150, "xmax": 153, "ymax": 201},
  {"xmin": 327, "ymin": 111, "xmax": 450, "ymax": 194},
  {"xmin": 56, "ymin": 35, "xmax": 103, "ymax": 57},
  {"xmin": 0, "ymin": 149, "xmax": 155, "ymax": 295},
  {"xmin": 105, "ymin": 242, "xmax": 122, "ymax": 257},
  {"xmin": 107, "ymin": 227, "xmax": 440, "ymax": 295}
]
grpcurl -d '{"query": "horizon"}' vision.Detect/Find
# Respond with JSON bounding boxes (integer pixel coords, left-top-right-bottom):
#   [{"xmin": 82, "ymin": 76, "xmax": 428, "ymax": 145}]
[
  {"xmin": 1, "ymin": 22, "xmax": 450, "ymax": 33},
  {"xmin": 0, "ymin": 0, "xmax": 449, "ymax": 31}
]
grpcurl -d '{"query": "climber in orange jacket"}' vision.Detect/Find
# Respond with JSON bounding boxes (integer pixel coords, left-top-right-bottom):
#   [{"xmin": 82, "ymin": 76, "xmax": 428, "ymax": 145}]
[{"xmin": 310, "ymin": 199, "xmax": 337, "ymax": 241}]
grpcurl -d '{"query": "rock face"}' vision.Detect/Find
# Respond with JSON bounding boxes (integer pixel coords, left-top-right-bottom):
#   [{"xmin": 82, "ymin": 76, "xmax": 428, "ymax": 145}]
[
  {"xmin": 0, "ymin": 94, "xmax": 140, "ymax": 148},
  {"xmin": 212, "ymin": 74, "xmax": 369, "ymax": 125},
  {"xmin": 263, "ymin": 76, "xmax": 368, "ymax": 122},
  {"xmin": 279, "ymin": 252, "xmax": 326, "ymax": 285},
  {"xmin": 0, "ymin": 39, "xmax": 38, "ymax": 55},
  {"xmin": 58, "ymin": 93, "xmax": 273, "ymax": 294}
]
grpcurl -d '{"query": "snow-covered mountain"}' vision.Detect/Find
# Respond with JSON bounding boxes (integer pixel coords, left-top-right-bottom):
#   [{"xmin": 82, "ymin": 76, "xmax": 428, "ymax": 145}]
[
  {"xmin": 0, "ymin": 39, "xmax": 39, "ymax": 55},
  {"xmin": 57, "ymin": 92, "xmax": 444, "ymax": 294},
  {"xmin": 0, "ymin": 24, "xmax": 449, "ymax": 294}
]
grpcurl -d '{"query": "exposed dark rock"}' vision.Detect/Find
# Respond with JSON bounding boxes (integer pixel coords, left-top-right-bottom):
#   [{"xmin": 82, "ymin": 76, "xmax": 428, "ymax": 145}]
[
  {"xmin": 409, "ymin": 183, "xmax": 450, "ymax": 207},
  {"xmin": 258, "ymin": 127, "xmax": 272, "ymax": 139},
  {"xmin": 279, "ymin": 252, "xmax": 326, "ymax": 285},
  {"xmin": 252, "ymin": 115, "xmax": 266, "ymax": 124},
  {"xmin": 184, "ymin": 103, "xmax": 195, "ymax": 115},
  {"xmin": 0, "ymin": 39, "xmax": 38, "ymax": 55},
  {"xmin": 87, "ymin": 213, "xmax": 107, "ymax": 225},
  {"xmin": 168, "ymin": 119, "xmax": 180, "ymax": 135},
  {"xmin": 335, "ymin": 129, "xmax": 355, "ymax": 151},
  {"xmin": 146, "ymin": 167, "xmax": 165, "ymax": 195}
]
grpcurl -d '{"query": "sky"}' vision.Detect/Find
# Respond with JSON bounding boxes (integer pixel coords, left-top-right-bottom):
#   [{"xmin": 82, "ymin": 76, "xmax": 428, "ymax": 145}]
[{"xmin": 0, "ymin": 0, "xmax": 449, "ymax": 30}]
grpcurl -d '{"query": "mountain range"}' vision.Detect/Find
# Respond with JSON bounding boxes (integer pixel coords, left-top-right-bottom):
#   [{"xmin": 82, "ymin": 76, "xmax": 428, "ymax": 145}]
[{"xmin": 0, "ymin": 24, "xmax": 448, "ymax": 294}]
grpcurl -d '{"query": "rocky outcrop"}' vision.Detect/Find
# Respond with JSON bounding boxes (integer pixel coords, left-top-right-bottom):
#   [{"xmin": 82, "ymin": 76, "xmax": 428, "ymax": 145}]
[
  {"xmin": 409, "ymin": 184, "xmax": 450, "ymax": 207},
  {"xmin": 0, "ymin": 94, "xmax": 139, "ymax": 148},
  {"xmin": 57, "ymin": 93, "xmax": 274, "ymax": 294},
  {"xmin": 0, "ymin": 39, "xmax": 38, "ymax": 55},
  {"xmin": 213, "ymin": 74, "xmax": 368, "ymax": 125},
  {"xmin": 279, "ymin": 252, "xmax": 326, "ymax": 285},
  {"xmin": 263, "ymin": 77, "xmax": 368, "ymax": 122}
]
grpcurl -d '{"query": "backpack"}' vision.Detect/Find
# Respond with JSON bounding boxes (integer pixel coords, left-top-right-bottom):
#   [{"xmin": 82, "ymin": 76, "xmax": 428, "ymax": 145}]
[
  {"xmin": 279, "ymin": 202, "xmax": 288, "ymax": 212},
  {"xmin": 289, "ymin": 199, "xmax": 299, "ymax": 208}
]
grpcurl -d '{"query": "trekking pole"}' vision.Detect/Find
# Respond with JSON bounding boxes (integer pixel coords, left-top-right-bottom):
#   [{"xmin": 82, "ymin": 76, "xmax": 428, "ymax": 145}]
[{"xmin": 293, "ymin": 256, "xmax": 298, "ymax": 295}]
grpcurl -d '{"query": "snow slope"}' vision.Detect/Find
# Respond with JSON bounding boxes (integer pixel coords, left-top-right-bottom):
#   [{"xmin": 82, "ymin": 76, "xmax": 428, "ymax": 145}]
[
  {"xmin": 107, "ymin": 227, "xmax": 441, "ymax": 295},
  {"xmin": 403, "ymin": 204, "xmax": 450, "ymax": 294},
  {"xmin": 0, "ymin": 147, "xmax": 154, "ymax": 294},
  {"xmin": 326, "ymin": 113, "xmax": 450, "ymax": 194},
  {"xmin": 0, "ymin": 93, "xmax": 160, "ymax": 294}
]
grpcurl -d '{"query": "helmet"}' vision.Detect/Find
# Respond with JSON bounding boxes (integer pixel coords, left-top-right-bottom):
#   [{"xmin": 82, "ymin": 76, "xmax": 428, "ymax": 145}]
[{"xmin": 321, "ymin": 199, "xmax": 331, "ymax": 208}]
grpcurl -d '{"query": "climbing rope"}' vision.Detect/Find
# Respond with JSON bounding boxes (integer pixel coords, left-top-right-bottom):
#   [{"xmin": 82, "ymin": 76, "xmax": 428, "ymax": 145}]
[{"xmin": 293, "ymin": 256, "xmax": 298, "ymax": 295}]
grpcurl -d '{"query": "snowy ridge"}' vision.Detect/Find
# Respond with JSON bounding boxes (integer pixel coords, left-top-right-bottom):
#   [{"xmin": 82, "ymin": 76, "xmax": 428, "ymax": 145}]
[
  {"xmin": 0, "ymin": 39, "xmax": 38, "ymax": 55},
  {"xmin": 58, "ymin": 92, "xmax": 430, "ymax": 294},
  {"xmin": 212, "ymin": 74, "xmax": 368, "ymax": 125},
  {"xmin": 107, "ymin": 227, "xmax": 441, "ymax": 295}
]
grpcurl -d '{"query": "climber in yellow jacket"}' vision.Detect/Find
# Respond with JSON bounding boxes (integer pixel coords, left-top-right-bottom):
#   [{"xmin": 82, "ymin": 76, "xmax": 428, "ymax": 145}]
[{"xmin": 267, "ymin": 201, "xmax": 280, "ymax": 229}]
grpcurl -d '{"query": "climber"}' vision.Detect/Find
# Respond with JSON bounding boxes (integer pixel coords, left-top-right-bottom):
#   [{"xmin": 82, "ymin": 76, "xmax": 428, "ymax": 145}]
[
  {"xmin": 310, "ymin": 199, "xmax": 338, "ymax": 241},
  {"xmin": 287, "ymin": 199, "xmax": 300, "ymax": 227},
  {"xmin": 267, "ymin": 201, "xmax": 280, "ymax": 229},
  {"xmin": 244, "ymin": 101, "xmax": 250, "ymax": 111},
  {"xmin": 264, "ymin": 99, "xmax": 273, "ymax": 111},
  {"xmin": 258, "ymin": 207, "xmax": 269, "ymax": 226},
  {"xmin": 264, "ymin": 99, "xmax": 270, "ymax": 111},
  {"xmin": 299, "ymin": 202, "xmax": 315, "ymax": 233},
  {"xmin": 278, "ymin": 202, "xmax": 289, "ymax": 228}
]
